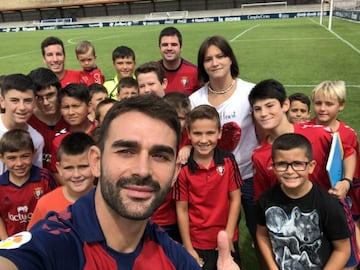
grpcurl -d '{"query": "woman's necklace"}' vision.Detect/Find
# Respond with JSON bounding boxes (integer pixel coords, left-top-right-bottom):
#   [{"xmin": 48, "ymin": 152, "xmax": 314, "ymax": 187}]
[{"xmin": 208, "ymin": 80, "xmax": 235, "ymax": 94}]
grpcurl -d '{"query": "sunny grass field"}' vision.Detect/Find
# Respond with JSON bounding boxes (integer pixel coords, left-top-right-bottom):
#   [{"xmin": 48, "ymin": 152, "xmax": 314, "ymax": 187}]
[{"xmin": 0, "ymin": 17, "xmax": 359, "ymax": 269}]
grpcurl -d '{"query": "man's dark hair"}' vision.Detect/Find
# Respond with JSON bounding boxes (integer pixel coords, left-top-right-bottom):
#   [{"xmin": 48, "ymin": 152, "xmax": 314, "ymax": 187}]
[
  {"xmin": 41, "ymin": 36, "xmax": 65, "ymax": 57},
  {"xmin": 158, "ymin": 26, "xmax": 182, "ymax": 47},
  {"xmin": 98, "ymin": 94, "xmax": 181, "ymax": 153}
]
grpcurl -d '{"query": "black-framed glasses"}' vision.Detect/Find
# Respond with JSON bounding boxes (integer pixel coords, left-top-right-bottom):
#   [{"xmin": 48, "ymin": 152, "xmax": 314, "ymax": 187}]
[
  {"xmin": 272, "ymin": 161, "xmax": 310, "ymax": 172},
  {"xmin": 35, "ymin": 92, "xmax": 57, "ymax": 103}
]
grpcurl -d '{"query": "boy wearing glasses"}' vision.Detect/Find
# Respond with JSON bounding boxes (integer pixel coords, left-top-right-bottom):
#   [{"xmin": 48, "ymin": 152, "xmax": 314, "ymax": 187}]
[
  {"xmin": 28, "ymin": 68, "xmax": 69, "ymax": 170},
  {"xmin": 256, "ymin": 133, "xmax": 351, "ymax": 269}
]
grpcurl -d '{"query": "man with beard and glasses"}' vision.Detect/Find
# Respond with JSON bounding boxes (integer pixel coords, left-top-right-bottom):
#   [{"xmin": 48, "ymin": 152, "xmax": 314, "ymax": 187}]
[{"xmin": 0, "ymin": 94, "xmax": 239, "ymax": 270}]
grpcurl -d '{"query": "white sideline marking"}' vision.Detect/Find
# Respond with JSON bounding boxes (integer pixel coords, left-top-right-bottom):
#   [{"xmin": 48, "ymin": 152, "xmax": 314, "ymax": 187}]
[
  {"xmin": 309, "ymin": 18, "xmax": 360, "ymax": 55},
  {"xmin": 230, "ymin": 24, "xmax": 260, "ymax": 42},
  {"xmin": 329, "ymin": 30, "xmax": 360, "ymax": 55},
  {"xmin": 232, "ymin": 37, "xmax": 336, "ymax": 42},
  {"xmin": 0, "ymin": 51, "xmax": 37, "ymax": 60}
]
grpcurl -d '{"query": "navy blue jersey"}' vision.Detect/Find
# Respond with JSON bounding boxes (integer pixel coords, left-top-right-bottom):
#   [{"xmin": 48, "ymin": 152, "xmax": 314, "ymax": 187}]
[{"xmin": 0, "ymin": 189, "xmax": 201, "ymax": 270}]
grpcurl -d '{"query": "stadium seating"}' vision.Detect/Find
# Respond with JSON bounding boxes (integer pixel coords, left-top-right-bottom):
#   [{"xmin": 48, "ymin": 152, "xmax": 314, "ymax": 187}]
[{"xmin": 0, "ymin": 0, "xmax": 322, "ymax": 23}]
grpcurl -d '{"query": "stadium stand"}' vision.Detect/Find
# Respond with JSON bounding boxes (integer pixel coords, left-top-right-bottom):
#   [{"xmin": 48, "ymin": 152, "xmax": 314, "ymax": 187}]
[{"xmin": 0, "ymin": 0, "xmax": 321, "ymax": 23}]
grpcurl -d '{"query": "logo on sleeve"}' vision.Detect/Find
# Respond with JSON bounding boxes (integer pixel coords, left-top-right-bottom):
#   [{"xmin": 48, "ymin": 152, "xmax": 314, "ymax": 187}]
[{"xmin": 0, "ymin": 231, "xmax": 32, "ymax": 249}]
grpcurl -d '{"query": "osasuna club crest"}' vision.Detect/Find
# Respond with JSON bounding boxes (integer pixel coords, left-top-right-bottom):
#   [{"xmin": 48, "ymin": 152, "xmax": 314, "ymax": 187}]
[
  {"xmin": 181, "ymin": 77, "xmax": 189, "ymax": 87},
  {"xmin": 217, "ymin": 165, "xmax": 225, "ymax": 176},
  {"xmin": 33, "ymin": 187, "xmax": 43, "ymax": 199}
]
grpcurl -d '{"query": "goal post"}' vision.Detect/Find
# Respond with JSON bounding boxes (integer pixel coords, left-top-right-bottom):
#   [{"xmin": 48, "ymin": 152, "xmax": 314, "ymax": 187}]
[
  {"xmin": 321, "ymin": 0, "xmax": 360, "ymax": 30},
  {"xmin": 319, "ymin": 0, "xmax": 334, "ymax": 30}
]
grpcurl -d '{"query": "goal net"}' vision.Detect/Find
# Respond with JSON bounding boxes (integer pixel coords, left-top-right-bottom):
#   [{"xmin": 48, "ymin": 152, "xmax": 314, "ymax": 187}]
[
  {"xmin": 334, "ymin": 0, "xmax": 360, "ymax": 10},
  {"xmin": 320, "ymin": 0, "xmax": 360, "ymax": 30}
]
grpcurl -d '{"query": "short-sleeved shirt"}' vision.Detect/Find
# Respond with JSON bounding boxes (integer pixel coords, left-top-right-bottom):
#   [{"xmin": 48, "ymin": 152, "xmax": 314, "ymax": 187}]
[
  {"xmin": 27, "ymin": 186, "xmax": 72, "ymax": 230},
  {"xmin": 173, "ymin": 147, "xmax": 242, "ymax": 249},
  {"xmin": 0, "ymin": 166, "xmax": 56, "ymax": 236},
  {"xmin": 79, "ymin": 67, "xmax": 105, "ymax": 86},
  {"xmin": 257, "ymin": 183, "xmax": 350, "ymax": 268},
  {"xmin": 0, "ymin": 189, "xmax": 201, "ymax": 270},
  {"xmin": 60, "ymin": 70, "xmax": 81, "ymax": 88},
  {"xmin": 28, "ymin": 115, "xmax": 69, "ymax": 170},
  {"xmin": 159, "ymin": 59, "xmax": 200, "ymax": 96},
  {"xmin": 309, "ymin": 119, "xmax": 360, "ymax": 215}
]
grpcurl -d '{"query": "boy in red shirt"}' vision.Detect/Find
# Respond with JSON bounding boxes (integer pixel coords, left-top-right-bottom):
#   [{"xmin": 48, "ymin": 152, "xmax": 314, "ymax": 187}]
[
  {"xmin": 75, "ymin": 40, "xmax": 105, "ymax": 86},
  {"xmin": 174, "ymin": 104, "xmax": 242, "ymax": 269},
  {"xmin": 28, "ymin": 67, "xmax": 69, "ymax": 170},
  {"xmin": 0, "ymin": 129, "xmax": 56, "ymax": 239},
  {"xmin": 310, "ymin": 80, "xmax": 360, "ymax": 255}
]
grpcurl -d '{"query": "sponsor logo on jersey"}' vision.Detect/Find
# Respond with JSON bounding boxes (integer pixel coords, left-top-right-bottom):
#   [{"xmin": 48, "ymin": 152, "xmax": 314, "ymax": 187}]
[{"xmin": 8, "ymin": 205, "xmax": 32, "ymax": 223}]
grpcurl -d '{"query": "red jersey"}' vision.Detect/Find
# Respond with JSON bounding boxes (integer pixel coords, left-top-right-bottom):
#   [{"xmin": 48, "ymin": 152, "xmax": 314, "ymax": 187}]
[
  {"xmin": 79, "ymin": 67, "xmax": 105, "ymax": 86},
  {"xmin": 28, "ymin": 115, "xmax": 69, "ymax": 171},
  {"xmin": 310, "ymin": 119, "xmax": 360, "ymax": 215},
  {"xmin": 179, "ymin": 129, "xmax": 191, "ymax": 150},
  {"xmin": 309, "ymin": 118, "xmax": 359, "ymax": 178},
  {"xmin": 252, "ymin": 123, "xmax": 354, "ymax": 201},
  {"xmin": 159, "ymin": 59, "xmax": 200, "ymax": 96},
  {"xmin": 0, "ymin": 166, "xmax": 56, "ymax": 236},
  {"xmin": 60, "ymin": 70, "xmax": 81, "ymax": 88},
  {"xmin": 151, "ymin": 129, "xmax": 191, "ymax": 227},
  {"xmin": 173, "ymin": 148, "xmax": 242, "ymax": 249}
]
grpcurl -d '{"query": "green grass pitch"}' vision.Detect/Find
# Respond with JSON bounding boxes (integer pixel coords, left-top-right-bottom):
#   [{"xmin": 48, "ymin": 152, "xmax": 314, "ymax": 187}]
[
  {"xmin": 0, "ymin": 16, "xmax": 359, "ymax": 269},
  {"xmin": 0, "ymin": 17, "xmax": 359, "ymax": 136}
]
